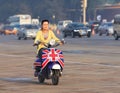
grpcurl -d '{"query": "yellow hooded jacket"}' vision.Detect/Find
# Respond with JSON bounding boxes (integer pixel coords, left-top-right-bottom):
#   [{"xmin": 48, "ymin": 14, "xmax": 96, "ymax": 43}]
[{"xmin": 34, "ymin": 30, "xmax": 60, "ymax": 53}]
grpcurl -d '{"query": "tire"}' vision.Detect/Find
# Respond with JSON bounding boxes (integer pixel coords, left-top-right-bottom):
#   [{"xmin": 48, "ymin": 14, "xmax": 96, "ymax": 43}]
[
  {"xmin": 106, "ymin": 31, "xmax": 109, "ymax": 36},
  {"xmin": 38, "ymin": 74, "xmax": 45, "ymax": 83},
  {"xmin": 63, "ymin": 32, "xmax": 67, "ymax": 38},
  {"xmin": 114, "ymin": 32, "xmax": 119, "ymax": 40},
  {"xmin": 17, "ymin": 34, "xmax": 21, "ymax": 40},
  {"xmin": 52, "ymin": 70, "xmax": 60, "ymax": 85},
  {"xmin": 71, "ymin": 32, "xmax": 75, "ymax": 38},
  {"xmin": 18, "ymin": 37, "xmax": 21, "ymax": 40},
  {"xmin": 106, "ymin": 33, "xmax": 109, "ymax": 36},
  {"xmin": 79, "ymin": 35, "xmax": 82, "ymax": 38},
  {"xmin": 99, "ymin": 33, "xmax": 102, "ymax": 36},
  {"xmin": 87, "ymin": 32, "xmax": 91, "ymax": 38},
  {"xmin": 23, "ymin": 34, "xmax": 27, "ymax": 40}
]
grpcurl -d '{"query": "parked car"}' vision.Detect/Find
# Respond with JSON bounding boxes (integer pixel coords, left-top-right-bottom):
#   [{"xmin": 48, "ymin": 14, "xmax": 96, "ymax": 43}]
[
  {"xmin": 62, "ymin": 22, "xmax": 91, "ymax": 38},
  {"xmin": 17, "ymin": 24, "xmax": 39, "ymax": 40},
  {"xmin": 57, "ymin": 20, "xmax": 72, "ymax": 31},
  {"xmin": 97, "ymin": 22, "xmax": 113, "ymax": 36},
  {"xmin": 113, "ymin": 14, "xmax": 120, "ymax": 40},
  {"xmin": 2, "ymin": 25, "xmax": 18, "ymax": 35},
  {"xmin": 0, "ymin": 29, "xmax": 4, "ymax": 35}
]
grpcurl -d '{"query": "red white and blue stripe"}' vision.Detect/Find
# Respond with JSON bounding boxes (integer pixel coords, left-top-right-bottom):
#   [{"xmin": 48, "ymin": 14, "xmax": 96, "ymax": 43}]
[{"xmin": 42, "ymin": 48, "xmax": 64, "ymax": 69}]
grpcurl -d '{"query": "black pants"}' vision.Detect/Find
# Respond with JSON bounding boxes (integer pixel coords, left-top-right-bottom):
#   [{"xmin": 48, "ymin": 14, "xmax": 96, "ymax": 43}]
[
  {"xmin": 37, "ymin": 48, "xmax": 46, "ymax": 62},
  {"xmin": 35, "ymin": 48, "xmax": 46, "ymax": 72}
]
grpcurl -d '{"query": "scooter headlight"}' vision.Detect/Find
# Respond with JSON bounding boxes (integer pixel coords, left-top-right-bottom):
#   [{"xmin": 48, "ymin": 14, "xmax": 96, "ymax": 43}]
[{"xmin": 49, "ymin": 39, "xmax": 55, "ymax": 46}]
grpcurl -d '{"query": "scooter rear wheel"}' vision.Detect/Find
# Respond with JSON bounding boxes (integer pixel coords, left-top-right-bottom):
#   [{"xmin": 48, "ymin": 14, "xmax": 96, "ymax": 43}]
[{"xmin": 38, "ymin": 74, "xmax": 45, "ymax": 83}]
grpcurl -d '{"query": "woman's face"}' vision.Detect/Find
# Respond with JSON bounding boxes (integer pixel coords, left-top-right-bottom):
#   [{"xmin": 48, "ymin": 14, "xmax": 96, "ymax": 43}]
[{"xmin": 42, "ymin": 21, "xmax": 49, "ymax": 31}]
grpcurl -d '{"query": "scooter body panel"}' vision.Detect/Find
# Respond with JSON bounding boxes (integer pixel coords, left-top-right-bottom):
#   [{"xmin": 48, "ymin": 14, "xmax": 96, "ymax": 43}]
[{"xmin": 34, "ymin": 48, "xmax": 64, "ymax": 79}]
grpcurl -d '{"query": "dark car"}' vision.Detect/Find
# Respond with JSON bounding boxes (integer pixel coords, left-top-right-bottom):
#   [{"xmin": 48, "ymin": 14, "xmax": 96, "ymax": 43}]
[{"xmin": 62, "ymin": 22, "xmax": 91, "ymax": 38}]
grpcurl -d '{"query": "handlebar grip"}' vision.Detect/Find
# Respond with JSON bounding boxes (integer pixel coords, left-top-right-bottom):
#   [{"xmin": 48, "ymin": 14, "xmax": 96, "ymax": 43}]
[{"xmin": 33, "ymin": 43, "xmax": 38, "ymax": 46}]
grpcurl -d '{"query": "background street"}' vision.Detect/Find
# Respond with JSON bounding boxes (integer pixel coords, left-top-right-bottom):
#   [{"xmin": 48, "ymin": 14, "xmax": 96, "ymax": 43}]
[{"xmin": 0, "ymin": 35, "xmax": 120, "ymax": 93}]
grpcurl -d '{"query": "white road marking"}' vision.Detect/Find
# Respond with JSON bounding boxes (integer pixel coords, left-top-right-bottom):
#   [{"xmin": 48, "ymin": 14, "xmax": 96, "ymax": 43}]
[
  {"xmin": 0, "ymin": 53, "xmax": 34, "ymax": 59},
  {"xmin": 65, "ymin": 61, "xmax": 120, "ymax": 68},
  {"xmin": 0, "ymin": 53, "xmax": 120, "ymax": 68}
]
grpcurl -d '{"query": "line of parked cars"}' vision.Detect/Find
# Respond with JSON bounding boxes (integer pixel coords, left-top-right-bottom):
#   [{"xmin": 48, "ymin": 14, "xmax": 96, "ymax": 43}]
[
  {"xmin": 0, "ymin": 24, "xmax": 40, "ymax": 40},
  {"xmin": 17, "ymin": 24, "xmax": 39, "ymax": 40}
]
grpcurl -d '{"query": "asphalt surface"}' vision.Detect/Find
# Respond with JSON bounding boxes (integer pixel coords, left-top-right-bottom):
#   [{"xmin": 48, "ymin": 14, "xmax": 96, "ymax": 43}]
[{"xmin": 0, "ymin": 34, "xmax": 120, "ymax": 93}]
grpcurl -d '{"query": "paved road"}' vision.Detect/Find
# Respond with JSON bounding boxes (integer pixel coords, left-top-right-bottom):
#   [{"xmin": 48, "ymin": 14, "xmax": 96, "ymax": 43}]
[{"xmin": 0, "ymin": 35, "xmax": 120, "ymax": 93}]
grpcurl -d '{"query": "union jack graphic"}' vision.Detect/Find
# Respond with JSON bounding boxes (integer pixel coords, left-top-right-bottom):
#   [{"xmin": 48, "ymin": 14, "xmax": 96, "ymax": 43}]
[{"xmin": 42, "ymin": 48, "xmax": 64, "ymax": 70}]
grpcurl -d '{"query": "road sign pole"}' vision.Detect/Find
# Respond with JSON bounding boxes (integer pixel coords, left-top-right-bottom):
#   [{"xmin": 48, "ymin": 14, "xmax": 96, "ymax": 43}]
[{"xmin": 81, "ymin": 0, "xmax": 87, "ymax": 24}]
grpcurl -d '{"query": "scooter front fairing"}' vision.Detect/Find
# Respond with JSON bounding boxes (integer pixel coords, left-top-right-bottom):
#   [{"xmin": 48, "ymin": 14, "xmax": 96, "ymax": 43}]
[{"xmin": 41, "ymin": 48, "xmax": 64, "ymax": 70}]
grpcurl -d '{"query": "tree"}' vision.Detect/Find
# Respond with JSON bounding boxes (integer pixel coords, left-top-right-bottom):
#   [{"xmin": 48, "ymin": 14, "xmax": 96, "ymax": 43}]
[{"xmin": 0, "ymin": 0, "xmax": 119, "ymax": 23}]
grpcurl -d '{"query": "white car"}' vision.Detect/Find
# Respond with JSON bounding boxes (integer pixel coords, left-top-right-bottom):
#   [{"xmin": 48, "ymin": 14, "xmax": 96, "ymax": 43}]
[
  {"xmin": 57, "ymin": 20, "xmax": 72, "ymax": 31},
  {"xmin": 98, "ymin": 22, "xmax": 114, "ymax": 36},
  {"xmin": 17, "ymin": 24, "xmax": 39, "ymax": 40}
]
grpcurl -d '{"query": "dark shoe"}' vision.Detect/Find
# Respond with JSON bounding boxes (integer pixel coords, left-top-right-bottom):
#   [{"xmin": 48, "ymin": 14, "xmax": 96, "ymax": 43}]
[{"xmin": 34, "ymin": 71, "xmax": 38, "ymax": 77}]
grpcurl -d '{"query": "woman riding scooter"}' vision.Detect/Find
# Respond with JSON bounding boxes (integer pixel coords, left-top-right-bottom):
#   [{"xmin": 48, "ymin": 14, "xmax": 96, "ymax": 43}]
[{"xmin": 33, "ymin": 19, "xmax": 63, "ymax": 77}]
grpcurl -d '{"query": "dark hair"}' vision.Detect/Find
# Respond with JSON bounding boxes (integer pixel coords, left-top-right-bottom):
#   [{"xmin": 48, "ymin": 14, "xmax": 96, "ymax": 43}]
[{"xmin": 41, "ymin": 19, "xmax": 49, "ymax": 25}]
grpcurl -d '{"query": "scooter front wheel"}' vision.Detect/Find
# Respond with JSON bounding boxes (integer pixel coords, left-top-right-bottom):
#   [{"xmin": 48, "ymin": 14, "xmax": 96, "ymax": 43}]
[{"xmin": 52, "ymin": 70, "xmax": 60, "ymax": 85}]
